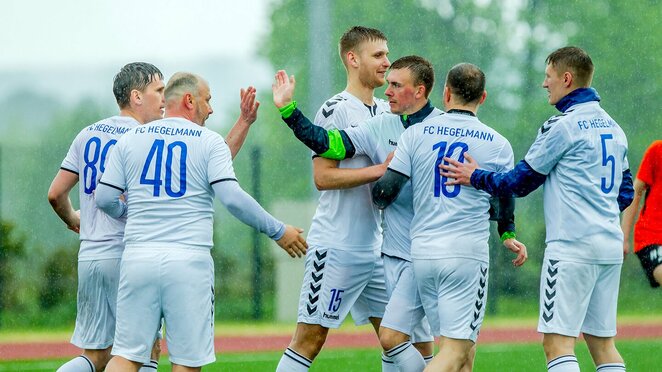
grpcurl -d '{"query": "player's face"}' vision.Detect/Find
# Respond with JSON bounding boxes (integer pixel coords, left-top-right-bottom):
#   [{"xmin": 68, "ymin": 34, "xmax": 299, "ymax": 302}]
[
  {"xmin": 138, "ymin": 75, "xmax": 166, "ymax": 124},
  {"xmin": 193, "ymin": 82, "xmax": 213, "ymax": 126},
  {"xmin": 384, "ymin": 68, "xmax": 418, "ymax": 115},
  {"xmin": 357, "ymin": 40, "xmax": 390, "ymax": 89},
  {"xmin": 542, "ymin": 64, "xmax": 565, "ymax": 105}
]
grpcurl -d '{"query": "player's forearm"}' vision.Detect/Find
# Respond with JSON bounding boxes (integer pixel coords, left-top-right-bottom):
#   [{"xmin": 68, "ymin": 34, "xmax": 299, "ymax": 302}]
[
  {"xmin": 48, "ymin": 195, "xmax": 78, "ymax": 227},
  {"xmin": 280, "ymin": 105, "xmax": 355, "ymax": 160},
  {"xmin": 617, "ymin": 169, "xmax": 635, "ymax": 212},
  {"xmin": 471, "ymin": 160, "xmax": 545, "ymax": 197},
  {"xmin": 494, "ymin": 196, "xmax": 516, "ymax": 238},
  {"xmin": 314, "ymin": 163, "xmax": 386, "ymax": 190},
  {"xmin": 225, "ymin": 117, "xmax": 251, "ymax": 159},
  {"xmin": 95, "ymin": 183, "xmax": 127, "ymax": 219},
  {"xmin": 213, "ymin": 181, "xmax": 285, "ymax": 240},
  {"xmin": 621, "ymin": 179, "xmax": 646, "ymax": 238}
]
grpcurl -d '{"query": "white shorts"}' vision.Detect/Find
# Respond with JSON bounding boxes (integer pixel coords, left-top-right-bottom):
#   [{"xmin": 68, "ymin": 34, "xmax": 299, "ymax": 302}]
[
  {"xmin": 297, "ymin": 246, "xmax": 387, "ymax": 328},
  {"xmin": 537, "ymin": 257, "xmax": 621, "ymax": 337},
  {"xmin": 71, "ymin": 258, "xmax": 120, "ymax": 349},
  {"xmin": 414, "ymin": 258, "xmax": 488, "ymax": 342},
  {"xmin": 381, "ymin": 255, "xmax": 433, "ymax": 344},
  {"xmin": 112, "ymin": 247, "xmax": 215, "ymax": 367}
]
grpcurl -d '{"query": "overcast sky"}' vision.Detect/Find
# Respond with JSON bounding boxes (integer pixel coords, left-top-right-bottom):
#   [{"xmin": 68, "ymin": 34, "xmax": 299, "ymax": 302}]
[{"xmin": 0, "ymin": 0, "xmax": 271, "ymax": 71}]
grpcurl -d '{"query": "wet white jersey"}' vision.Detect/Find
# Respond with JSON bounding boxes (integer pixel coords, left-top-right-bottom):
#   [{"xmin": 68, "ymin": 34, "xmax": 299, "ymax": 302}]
[
  {"xmin": 389, "ymin": 112, "xmax": 514, "ymax": 262},
  {"xmin": 525, "ymin": 101, "xmax": 629, "ymax": 264},
  {"xmin": 306, "ymin": 91, "xmax": 389, "ymax": 251},
  {"xmin": 60, "ymin": 116, "xmax": 138, "ymax": 261},
  {"xmin": 346, "ymin": 108, "xmax": 444, "ymax": 260},
  {"xmin": 100, "ymin": 117, "xmax": 235, "ymax": 250}
]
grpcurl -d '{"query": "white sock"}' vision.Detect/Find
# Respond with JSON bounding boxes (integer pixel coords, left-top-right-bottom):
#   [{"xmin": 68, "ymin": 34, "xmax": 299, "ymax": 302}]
[
  {"xmin": 547, "ymin": 355, "xmax": 580, "ymax": 372},
  {"xmin": 57, "ymin": 355, "xmax": 96, "ymax": 372},
  {"xmin": 596, "ymin": 363, "xmax": 626, "ymax": 371},
  {"xmin": 385, "ymin": 341, "xmax": 426, "ymax": 372},
  {"xmin": 276, "ymin": 347, "xmax": 312, "ymax": 372},
  {"xmin": 423, "ymin": 354, "xmax": 434, "ymax": 365},
  {"xmin": 381, "ymin": 352, "xmax": 398, "ymax": 372},
  {"xmin": 139, "ymin": 359, "xmax": 159, "ymax": 371}
]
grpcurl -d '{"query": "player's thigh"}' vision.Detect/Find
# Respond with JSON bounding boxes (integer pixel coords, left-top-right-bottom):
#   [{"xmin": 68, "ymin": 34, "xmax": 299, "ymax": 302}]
[
  {"xmin": 537, "ymin": 258, "xmax": 595, "ymax": 337},
  {"xmin": 414, "ymin": 258, "xmax": 488, "ymax": 342},
  {"xmin": 351, "ymin": 252, "xmax": 388, "ymax": 325},
  {"xmin": 582, "ymin": 264, "xmax": 621, "ymax": 337},
  {"xmin": 112, "ymin": 249, "xmax": 162, "ymax": 364},
  {"xmin": 161, "ymin": 248, "xmax": 215, "ymax": 367},
  {"xmin": 636, "ymin": 244, "xmax": 662, "ymax": 288},
  {"xmin": 296, "ymin": 246, "xmax": 376, "ymax": 328},
  {"xmin": 381, "ymin": 255, "xmax": 431, "ymax": 343},
  {"xmin": 72, "ymin": 258, "xmax": 121, "ymax": 349}
]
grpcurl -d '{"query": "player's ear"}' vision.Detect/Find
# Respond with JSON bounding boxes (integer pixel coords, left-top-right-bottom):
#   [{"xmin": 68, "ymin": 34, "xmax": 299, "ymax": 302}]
[
  {"xmin": 479, "ymin": 90, "xmax": 487, "ymax": 105},
  {"xmin": 415, "ymin": 85, "xmax": 426, "ymax": 99},
  {"xmin": 563, "ymin": 71, "xmax": 573, "ymax": 88},
  {"xmin": 183, "ymin": 93, "xmax": 194, "ymax": 109},
  {"xmin": 131, "ymin": 89, "xmax": 142, "ymax": 106},
  {"xmin": 443, "ymin": 85, "xmax": 451, "ymax": 104},
  {"xmin": 347, "ymin": 50, "xmax": 359, "ymax": 68}
]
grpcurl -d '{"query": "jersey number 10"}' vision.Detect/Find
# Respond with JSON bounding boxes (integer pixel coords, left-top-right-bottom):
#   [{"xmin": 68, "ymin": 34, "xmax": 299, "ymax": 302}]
[
  {"xmin": 433, "ymin": 140, "xmax": 469, "ymax": 198},
  {"xmin": 140, "ymin": 139, "xmax": 188, "ymax": 197}
]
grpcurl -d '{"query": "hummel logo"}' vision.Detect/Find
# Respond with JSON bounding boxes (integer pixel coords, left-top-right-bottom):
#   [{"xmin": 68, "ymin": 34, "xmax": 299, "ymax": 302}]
[
  {"xmin": 313, "ymin": 261, "xmax": 325, "ymax": 271},
  {"xmin": 388, "ymin": 139, "xmax": 397, "ymax": 146},
  {"xmin": 315, "ymin": 251, "xmax": 327, "ymax": 260},
  {"xmin": 312, "ymin": 272, "xmax": 323, "ymax": 282},
  {"xmin": 307, "ymin": 304, "xmax": 317, "ymax": 315},
  {"xmin": 322, "ymin": 108, "xmax": 334, "ymax": 118},
  {"xmin": 310, "ymin": 283, "xmax": 321, "ymax": 293}
]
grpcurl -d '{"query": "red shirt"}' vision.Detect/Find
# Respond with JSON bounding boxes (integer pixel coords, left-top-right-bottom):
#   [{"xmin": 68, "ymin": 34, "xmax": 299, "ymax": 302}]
[{"xmin": 634, "ymin": 140, "xmax": 662, "ymax": 252}]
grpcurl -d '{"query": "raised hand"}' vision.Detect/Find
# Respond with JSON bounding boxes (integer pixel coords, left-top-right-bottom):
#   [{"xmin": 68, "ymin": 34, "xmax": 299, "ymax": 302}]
[
  {"xmin": 276, "ymin": 225, "xmax": 308, "ymax": 258},
  {"xmin": 239, "ymin": 86, "xmax": 260, "ymax": 125},
  {"xmin": 272, "ymin": 70, "xmax": 296, "ymax": 109}
]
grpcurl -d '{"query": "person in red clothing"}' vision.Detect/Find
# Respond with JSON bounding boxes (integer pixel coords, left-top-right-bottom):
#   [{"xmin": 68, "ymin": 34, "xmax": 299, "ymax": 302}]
[{"xmin": 622, "ymin": 140, "xmax": 662, "ymax": 287}]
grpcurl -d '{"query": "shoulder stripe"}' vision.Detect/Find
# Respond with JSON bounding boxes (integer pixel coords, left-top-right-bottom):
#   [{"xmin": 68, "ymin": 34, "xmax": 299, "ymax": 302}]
[
  {"xmin": 210, "ymin": 178, "xmax": 238, "ymax": 186},
  {"xmin": 60, "ymin": 167, "xmax": 79, "ymax": 175},
  {"xmin": 99, "ymin": 181, "xmax": 124, "ymax": 192}
]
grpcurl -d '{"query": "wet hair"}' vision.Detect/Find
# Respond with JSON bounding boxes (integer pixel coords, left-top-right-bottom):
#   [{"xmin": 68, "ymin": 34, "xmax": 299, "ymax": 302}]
[
  {"xmin": 338, "ymin": 26, "xmax": 387, "ymax": 66},
  {"xmin": 445, "ymin": 63, "xmax": 485, "ymax": 104},
  {"xmin": 113, "ymin": 62, "xmax": 163, "ymax": 109},
  {"xmin": 164, "ymin": 72, "xmax": 201, "ymax": 102},
  {"xmin": 545, "ymin": 46, "xmax": 594, "ymax": 87},
  {"xmin": 390, "ymin": 55, "xmax": 435, "ymax": 98}
]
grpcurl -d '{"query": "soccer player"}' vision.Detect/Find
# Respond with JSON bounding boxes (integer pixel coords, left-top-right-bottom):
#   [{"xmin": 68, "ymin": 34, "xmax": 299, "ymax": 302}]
[
  {"xmin": 440, "ymin": 47, "xmax": 634, "ymax": 372},
  {"xmin": 372, "ymin": 62, "xmax": 527, "ymax": 371},
  {"xmin": 273, "ymin": 56, "xmax": 525, "ymax": 371},
  {"xmin": 48, "ymin": 62, "xmax": 166, "ymax": 372},
  {"xmin": 622, "ymin": 140, "xmax": 662, "ymax": 287},
  {"xmin": 96, "ymin": 72, "xmax": 307, "ymax": 372},
  {"xmin": 274, "ymin": 26, "xmax": 391, "ymax": 372}
]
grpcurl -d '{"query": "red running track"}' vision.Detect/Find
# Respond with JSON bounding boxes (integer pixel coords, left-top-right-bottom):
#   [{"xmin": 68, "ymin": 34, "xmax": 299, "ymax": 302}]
[{"xmin": 0, "ymin": 323, "xmax": 660, "ymax": 360}]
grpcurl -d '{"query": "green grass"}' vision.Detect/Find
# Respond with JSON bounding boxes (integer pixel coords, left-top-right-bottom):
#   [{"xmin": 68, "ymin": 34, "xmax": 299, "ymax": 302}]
[{"xmin": 1, "ymin": 339, "xmax": 660, "ymax": 371}]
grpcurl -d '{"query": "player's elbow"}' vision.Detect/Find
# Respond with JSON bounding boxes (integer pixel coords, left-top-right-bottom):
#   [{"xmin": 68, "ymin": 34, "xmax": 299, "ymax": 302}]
[
  {"xmin": 47, "ymin": 188, "xmax": 62, "ymax": 208},
  {"xmin": 313, "ymin": 175, "xmax": 332, "ymax": 191}
]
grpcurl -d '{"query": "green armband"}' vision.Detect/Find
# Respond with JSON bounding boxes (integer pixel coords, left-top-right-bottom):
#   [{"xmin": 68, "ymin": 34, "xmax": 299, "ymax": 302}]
[
  {"xmin": 278, "ymin": 100, "xmax": 297, "ymax": 119},
  {"xmin": 500, "ymin": 231, "xmax": 516, "ymax": 242},
  {"xmin": 319, "ymin": 129, "xmax": 347, "ymax": 160}
]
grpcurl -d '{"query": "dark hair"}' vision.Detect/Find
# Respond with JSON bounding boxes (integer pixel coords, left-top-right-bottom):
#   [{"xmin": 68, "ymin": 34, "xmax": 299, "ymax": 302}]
[
  {"xmin": 445, "ymin": 63, "xmax": 485, "ymax": 104},
  {"xmin": 338, "ymin": 26, "xmax": 387, "ymax": 65},
  {"xmin": 112, "ymin": 62, "xmax": 163, "ymax": 109},
  {"xmin": 545, "ymin": 46, "xmax": 594, "ymax": 87},
  {"xmin": 390, "ymin": 55, "xmax": 435, "ymax": 98}
]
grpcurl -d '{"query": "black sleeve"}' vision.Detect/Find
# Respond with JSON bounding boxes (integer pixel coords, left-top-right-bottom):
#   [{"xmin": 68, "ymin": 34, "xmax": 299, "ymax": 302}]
[
  {"xmin": 488, "ymin": 196, "xmax": 516, "ymax": 236},
  {"xmin": 283, "ymin": 108, "xmax": 356, "ymax": 159},
  {"xmin": 372, "ymin": 169, "xmax": 410, "ymax": 210}
]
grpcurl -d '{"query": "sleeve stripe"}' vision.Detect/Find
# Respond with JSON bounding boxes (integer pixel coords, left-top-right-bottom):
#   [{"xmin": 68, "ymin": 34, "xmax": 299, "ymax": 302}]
[
  {"xmin": 210, "ymin": 178, "xmax": 238, "ymax": 186},
  {"xmin": 99, "ymin": 181, "xmax": 125, "ymax": 192},
  {"xmin": 60, "ymin": 167, "xmax": 79, "ymax": 175}
]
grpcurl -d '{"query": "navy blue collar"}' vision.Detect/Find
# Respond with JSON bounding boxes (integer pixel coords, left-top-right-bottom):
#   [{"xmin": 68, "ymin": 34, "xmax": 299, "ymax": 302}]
[
  {"xmin": 555, "ymin": 87, "xmax": 601, "ymax": 113},
  {"xmin": 400, "ymin": 100, "xmax": 435, "ymax": 128}
]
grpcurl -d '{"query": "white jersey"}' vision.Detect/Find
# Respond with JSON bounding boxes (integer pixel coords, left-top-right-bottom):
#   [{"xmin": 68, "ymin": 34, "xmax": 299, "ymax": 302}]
[
  {"xmin": 346, "ymin": 107, "xmax": 444, "ymax": 260},
  {"xmin": 524, "ymin": 101, "xmax": 628, "ymax": 264},
  {"xmin": 306, "ymin": 91, "xmax": 390, "ymax": 251},
  {"xmin": 389, "ymin": 111, "xmax": 514, "ymax": 262},
  {"xmin": 100, "ymin": 117, "xmax": 235, "ymax": 250},
  {"xmin": 60, "ymin": 116, "xmax": 138, "ymax": 261}
]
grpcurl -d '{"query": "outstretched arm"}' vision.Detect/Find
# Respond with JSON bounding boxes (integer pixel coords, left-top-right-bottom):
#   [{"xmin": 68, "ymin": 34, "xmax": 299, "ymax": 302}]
[
  {"xmin": 272, "ymin": 70, "xmax": 356, "ymax": 160},
  {"xmin": 225, "ymin": 86, "xmax": 260, "ymax": 159},
  {"xmin": 47, "ymin": 169, "xmax": 81, "ymax": 233},
  {"xmin": 440, "ymin": 155, "xmax": 546, "ymax": 197},
  {"xmin": 313, "ymin": 151, "xmax": 394, "ymax": 190},
  {"xmin": 372, "ymin": 168, "xmax": 410, "ymax": 210}
]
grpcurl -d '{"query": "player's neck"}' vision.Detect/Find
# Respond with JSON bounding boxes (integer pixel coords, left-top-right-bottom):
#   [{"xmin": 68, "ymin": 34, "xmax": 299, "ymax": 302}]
[
  {"xmin": 119, "ymin": 109, "xmax": 145, "ymax": 124},
  {"xmin": 445, "ymin": 103, "xmax": 478, "ymax": 116},
  {"xmin": 345, "ymin": 79, "xmax": 375, "ymax": 106}
]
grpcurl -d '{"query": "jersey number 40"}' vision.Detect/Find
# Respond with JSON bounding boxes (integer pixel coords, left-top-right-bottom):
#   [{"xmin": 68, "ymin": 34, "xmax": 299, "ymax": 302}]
[{"xmin": 140, "ymin": 139, "xmax": 188, "ymax": 197}]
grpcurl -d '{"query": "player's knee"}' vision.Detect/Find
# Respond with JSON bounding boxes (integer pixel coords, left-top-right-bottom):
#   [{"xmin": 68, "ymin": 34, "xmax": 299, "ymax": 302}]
[
  {"xmin": 379, "ymin": 328, "xmax": 409, "ymax": 351},
  {"xmin": 653, "ymin": 264, "xmax": 662, "ymax": 286}
]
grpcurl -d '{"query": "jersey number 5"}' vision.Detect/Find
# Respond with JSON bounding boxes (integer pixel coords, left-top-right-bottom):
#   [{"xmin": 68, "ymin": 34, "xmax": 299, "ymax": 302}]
[
  {"xmin": 433, "ymin": 140, "xmax": 469, "ymax": 198},
  {"xmin": 600, "ymin": 134, "xmax": 615, "ymax": 194},
  {"xmin": 140, "ymin": 139, "xmax": 188, "ymax": 197}
]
